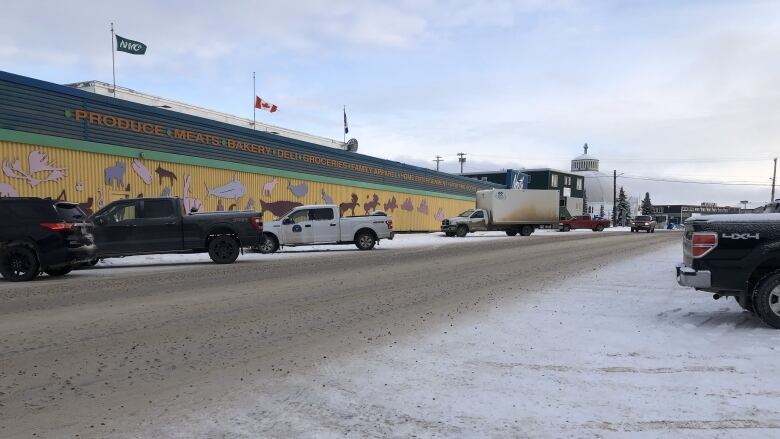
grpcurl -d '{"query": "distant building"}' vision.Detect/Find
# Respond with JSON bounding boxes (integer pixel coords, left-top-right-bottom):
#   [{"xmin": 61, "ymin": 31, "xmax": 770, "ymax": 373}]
[
  {"xmin": 652, "ymin": 204, "xmax": 742, "ymax": 225},
  {"xmin": 570, "ymin": 143, "xmax": 638, "ymax": 222},
  {"xmin": 459, "ymin": 169, "xmax": 529, "ymax": 189}
]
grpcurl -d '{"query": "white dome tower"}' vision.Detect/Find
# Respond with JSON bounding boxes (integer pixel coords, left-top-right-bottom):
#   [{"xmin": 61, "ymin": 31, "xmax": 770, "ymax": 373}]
[
  {"xmin": 571, "ymin": 143, "xmax": 613, "ymax": 218},
  {"xmin": 571, "ymin": 143, "xmax": 599, "ymax": 172}
]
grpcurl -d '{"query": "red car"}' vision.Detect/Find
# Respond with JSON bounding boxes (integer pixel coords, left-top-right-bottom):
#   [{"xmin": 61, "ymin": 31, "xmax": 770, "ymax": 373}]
[{"xmin": 559, "ymin": 215, "xmax": 610, "ymax": 232}]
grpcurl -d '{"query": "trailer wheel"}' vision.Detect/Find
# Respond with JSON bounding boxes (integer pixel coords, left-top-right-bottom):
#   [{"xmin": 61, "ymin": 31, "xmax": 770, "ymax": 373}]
[
  {"xmin": 208, "ymin": 235, "xmax": 240, "ymax": 264},
  {"xmin": 596, "ymin": 225, "xmax": 604, "ymax": 232},
  {"xmin": 455, "ymin": 225, "xmax": 469, "ymax": 237},
  {"xmin": 520, "ymin": 225, "xmax": 534, "ymax": 236},
  {"xmin": 505, "ymin": 230, "xmax": 518, "ymax": 236},
  {"xmin": 0, "ymin": 245, "xmax": 40, "ymax": 282},
  {"xmin": 752, "ymin": 271, "xmax": 780, "ymax": 329}
]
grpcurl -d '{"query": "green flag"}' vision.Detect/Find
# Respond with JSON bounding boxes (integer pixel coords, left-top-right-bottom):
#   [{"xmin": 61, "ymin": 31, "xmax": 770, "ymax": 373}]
[{"xmin": 115, "ymin": 34, "xmax": 147, "ymax": 55}]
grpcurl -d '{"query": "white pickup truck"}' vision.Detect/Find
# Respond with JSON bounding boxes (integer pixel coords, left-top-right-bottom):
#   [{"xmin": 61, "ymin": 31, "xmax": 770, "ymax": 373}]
[{"xmin": 258, "ymin": 205, "xmax": 394, "ymax": 253}]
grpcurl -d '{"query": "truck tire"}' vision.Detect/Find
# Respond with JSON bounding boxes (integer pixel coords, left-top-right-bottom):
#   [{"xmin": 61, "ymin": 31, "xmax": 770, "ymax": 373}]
[
  {"xmin": 355, "ymin": 230, "xmax": 376, "ymax": 250},
  {"xmin": 45, "ymin": 266, "xmax": 73, "ymax": 277},
  {"xmin": 562, "ymin": 225, "xmax": 571, "ymax": 232},
  {"xmin": 596, "ymin": 225, "xmax": 604, "ymax": 232},
  {"xmin": 520, "ymin": 225, "xmax": 534, "ymax": 236},
  {"xmin": 444, "ymin": 232, "xmax": 456, "ymax": 237},
  {"xmin": 736, "ymin": 294, "xmax": 755, "ymax": 313},
  {"xmin": 208, "ymin": 235, "xmax": 240, "ymax": 264},
  {"xmin": 0, "ymin": 246, "xmax": 40, "ymax": 282},
  {"xmin": 651, "ymin": 228, "xmax": 655, "ymax": 233},
  {"xmin": 752, "ymin": 271, "xmax": 780, "ymax": 329},
  {"xmin": 505, "ymin": 230, "xmax": 518, "ymax": 236},
  {"xmin": 258, "ymin": 233, "xmax": 279, "ymax": 254},
  {"xmin": 455, "ymin": 225, "xmax": 469, "ymax": 237}
]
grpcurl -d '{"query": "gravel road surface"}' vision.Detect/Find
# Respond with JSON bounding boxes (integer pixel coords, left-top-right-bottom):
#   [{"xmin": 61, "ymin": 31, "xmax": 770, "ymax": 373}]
[{"xmin": 0, "ymin": 231, "xmax": 678, "ymax": 438}]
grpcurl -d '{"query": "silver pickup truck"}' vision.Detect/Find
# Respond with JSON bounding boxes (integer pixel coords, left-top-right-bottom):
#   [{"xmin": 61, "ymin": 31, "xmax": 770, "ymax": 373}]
[{"xmin": 258, "ymin": 205, "xmax": 394, "ymax": 253}]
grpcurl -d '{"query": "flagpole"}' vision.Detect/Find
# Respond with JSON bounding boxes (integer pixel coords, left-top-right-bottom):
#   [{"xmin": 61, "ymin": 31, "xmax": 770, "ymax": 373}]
[
  {"xmin": 253, "ymin": 71, "xmax": 256, "ymax": 130},
  {"xmin": 343, "ymin": 105, "xmax": 346, "ymax": 143},
  {"xmin": 110, "ymin": 22, "xmax": 116, "ymax": 97}
]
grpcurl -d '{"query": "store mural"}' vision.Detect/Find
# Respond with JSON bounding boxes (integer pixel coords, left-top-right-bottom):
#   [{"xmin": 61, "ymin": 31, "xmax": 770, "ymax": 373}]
[{"xmin": 0, "ymin": 142, "xmax": 472, "ymax": 231}]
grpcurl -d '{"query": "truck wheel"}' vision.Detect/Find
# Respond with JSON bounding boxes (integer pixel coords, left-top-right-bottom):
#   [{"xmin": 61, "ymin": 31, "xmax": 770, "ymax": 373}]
[
  {"xmin": 45, "ymin": 266, "xmax": 73, "ymax": 277},
  {"xmin": 736, "ymin": 294, "xmax": 754, "ymax": 313},
  {"xmin": 208, "ymin": 235, "xmax": 240, "ymax": 264},
  {"xmin": 258, "ymin": 233, "xmax": 279, "ymax": 254},
  {"xmin": 355, "ymin": 230, "xmax": 376, "ymax": 250},
  {"xmin": 753, "ymin": 272, "xmax": 780, "ymax": 329},
  {"xmin": 505, "ymin": 230, "xmax": 518, "ymax": 236},
  {"xmin": 596, "ymin": 225, "xmax": 604, "ymax": 232},
  {"xmin": 444, "ymin": 232, "xmax": 455, "ymax": 237},
  {"xmin": 651, "ymin": 228, "xmax": 655, "ymax": 233},
  {"xmin": 0, "ymin": 246, "xmax": 40, "ymax": 282},
  {"xmin": 520, "ymin": 225, "xmax": 534, "ymax": 236},
  {"xmin": 455, "ymin": 225, "xmax": 469, "ymax": 237},
  {"xmin": 562, "ymin": 225, "xmax": 571, "ymax": 232}
]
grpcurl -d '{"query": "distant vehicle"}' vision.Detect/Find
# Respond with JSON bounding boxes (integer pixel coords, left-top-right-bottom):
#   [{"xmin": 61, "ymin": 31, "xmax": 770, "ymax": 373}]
[
  {"xmin": 761, "ymin": 200, "xmax": 780, "ymax": 213},
  {"xmin": 630, "ymin": 215, "xmax": 656, "ymax": 233},
  {"xmin": 90, "ymin": 197, "xmax": 263, "ymax": 264},
  {"xmin": 676, "ymin": 213, "xmax": 780, "ymax": 329},
  {"xmin": 559, "ymin": 215, "xmax": 610, "ymax": 232},
  {"xmin": 0, "ymin": 198, "xmax": 96, "ymax": 281},
  {"xmin": 441, "ymin": 189, "xmax": 559, "ymax": 237},
  {"xmin": 258, "ymin": 205, "xmax": 394, "ymax": 253}
]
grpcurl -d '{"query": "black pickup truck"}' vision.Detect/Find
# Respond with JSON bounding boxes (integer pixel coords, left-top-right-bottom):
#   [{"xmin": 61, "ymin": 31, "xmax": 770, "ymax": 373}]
[
  {"xmin": 90, "ymin": 197, "xmax": 263, "ymax": 264},
  {"xmin": 676, "ymin": 213, "xmax": 780, "ymax": 329}
]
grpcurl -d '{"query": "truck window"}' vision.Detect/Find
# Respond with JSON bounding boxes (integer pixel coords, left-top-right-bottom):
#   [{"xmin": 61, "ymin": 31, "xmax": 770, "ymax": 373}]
[
  {"xmin": 289, "ymin": 209, "xmax": 310, "ymax": 224},
  {"xmin": 54, "ymin": 203, "xmax": 87, "ymax": 221},
  {"xmin": 457, "ymin": 209, "xmax": 475, "ymax": 217},
  {"xmin": 105, "ymin": 203, "xmax": 136, "ymax": 223},
  {"xmin": 143, "ymin": 200, "xmax": 176, "ymax": 218},
  {"xmin": 310, "ymin": 208, "xmax": 334, "ymax": 221},
  {"xmin": 471, "ymin": 211, "xmax": 484, "ymax": 219}
]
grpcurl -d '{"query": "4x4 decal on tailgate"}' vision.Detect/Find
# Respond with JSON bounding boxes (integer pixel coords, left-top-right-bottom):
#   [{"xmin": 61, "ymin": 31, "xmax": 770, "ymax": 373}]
[{"xmin": 722, "ymin": 233, "xmax": 760, "ymax": 240}]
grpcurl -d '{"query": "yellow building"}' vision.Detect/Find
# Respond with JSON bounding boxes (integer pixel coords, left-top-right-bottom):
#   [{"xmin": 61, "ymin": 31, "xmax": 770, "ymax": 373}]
[{"xmin": 0, "ymin": 72, "xmax": 494, "ymax": 231}]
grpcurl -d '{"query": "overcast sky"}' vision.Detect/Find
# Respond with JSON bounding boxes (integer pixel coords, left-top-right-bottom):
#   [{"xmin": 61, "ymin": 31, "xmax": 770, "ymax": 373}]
[{"xmin": 2, "ymin": 0, "xmax": 779, "ymax": 206}]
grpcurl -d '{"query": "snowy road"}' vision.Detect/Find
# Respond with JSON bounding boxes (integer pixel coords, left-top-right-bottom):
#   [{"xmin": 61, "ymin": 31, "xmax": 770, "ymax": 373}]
[{"xmin": 2, "ymin": 231, "xmax": 778, "ymax": 438}]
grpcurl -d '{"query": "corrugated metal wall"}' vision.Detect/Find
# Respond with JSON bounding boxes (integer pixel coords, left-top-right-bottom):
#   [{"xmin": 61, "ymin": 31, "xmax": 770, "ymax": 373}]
[{"xmin": 0, "ymin": 141, "xmax": 472, "ymax": 231}]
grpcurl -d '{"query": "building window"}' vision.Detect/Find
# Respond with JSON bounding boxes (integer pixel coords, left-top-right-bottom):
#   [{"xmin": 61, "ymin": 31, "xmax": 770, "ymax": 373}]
[
  {"xmin": 551, "ymin": 174, "xmax": 558, "ymax": 187},
  {"xmin": 576, "ymin": 178, "xmax": 582, "ymax": 190},
  {"xmin": 564, "ymin": 176, "xmax": 571, "ymax": 186},
  {"xmin": 588, "ymin": 205, "xmax": 594, "ymax": 214}
]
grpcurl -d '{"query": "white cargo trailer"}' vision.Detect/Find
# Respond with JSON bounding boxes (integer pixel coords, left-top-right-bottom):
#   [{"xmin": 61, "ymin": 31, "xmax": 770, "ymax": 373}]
[{"xmin": 441, "ymin": 189, "xmax": 560, "ymax": 237}]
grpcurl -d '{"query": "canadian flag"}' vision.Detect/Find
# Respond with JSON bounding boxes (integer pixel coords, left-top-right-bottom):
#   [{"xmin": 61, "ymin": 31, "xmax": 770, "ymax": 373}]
[{"xmin": 255, "ymin": 96, "xmax": 278, "ymax": 113}]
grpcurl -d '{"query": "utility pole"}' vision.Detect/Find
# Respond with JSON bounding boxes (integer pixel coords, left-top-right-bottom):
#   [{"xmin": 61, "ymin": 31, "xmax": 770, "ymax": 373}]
[
  {"xmin": 612, "ymin": 170, "xmax": 617, "ymax": 226},
  {"xmin": 772, "ymin": 157, "xmax": 777, "ymax": 202},
  {"xmin": 457, "ymin": 153, "xmax": 466, "ymax": 174},
  {"xmin": 433, "ymin": 155, "xmax": 443, "ymax": 171}
]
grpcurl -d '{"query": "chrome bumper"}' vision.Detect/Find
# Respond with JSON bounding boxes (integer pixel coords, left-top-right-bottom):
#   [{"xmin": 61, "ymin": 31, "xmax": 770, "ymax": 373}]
[{"xmin": 676, "ymin": 263, "xmax": 711, "ymax": 289}]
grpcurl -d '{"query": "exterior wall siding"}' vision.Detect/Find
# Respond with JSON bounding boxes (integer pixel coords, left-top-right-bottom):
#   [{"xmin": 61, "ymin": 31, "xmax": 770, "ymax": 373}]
[{"xmin": 0, "ymin": 140, "xmax": 472, "ymax": 231}]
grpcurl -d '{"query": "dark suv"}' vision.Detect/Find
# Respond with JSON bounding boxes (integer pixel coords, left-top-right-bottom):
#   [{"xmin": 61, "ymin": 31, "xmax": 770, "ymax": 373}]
[
  {"xmin": 0, "ymin": 198, "xmax": 96, "ymax": 281},
  {"xmin": 631, "ymin": 215, "xmax": 656, "ymax": 233}
]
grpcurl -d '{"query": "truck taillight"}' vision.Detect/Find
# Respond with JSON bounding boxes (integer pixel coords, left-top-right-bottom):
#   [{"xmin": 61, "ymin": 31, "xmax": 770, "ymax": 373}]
[
  {"xmin": 250, "ymin": 217, "xmax": 263, "ymax": 231},
  {"xmin": 386, "ymin": 219, "xmax": 393, "ymax": 230},
  {"xmin": 40, "ymin": 222, "xmax": 74, "ymax": 231},
  {"xmin": 691, "ymin": 232, "xmax": 717, "ymax": 258}
]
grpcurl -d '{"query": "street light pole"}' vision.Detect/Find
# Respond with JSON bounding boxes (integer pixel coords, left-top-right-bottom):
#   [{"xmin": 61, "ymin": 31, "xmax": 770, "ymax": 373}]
[
  {"xmin": 433, "ymin": 155, "xmax": 443, "ymax": 171},
  {"xmin": 457, "ymin": 153, "xmax": 466, "ymax": 174},
  {"xmin": 772, "ymin": 157, "xmax": 777, "ymax": 202},
  {"xmin": 612, "ymin": 170, "xmax": 617, "ymax": 226}
]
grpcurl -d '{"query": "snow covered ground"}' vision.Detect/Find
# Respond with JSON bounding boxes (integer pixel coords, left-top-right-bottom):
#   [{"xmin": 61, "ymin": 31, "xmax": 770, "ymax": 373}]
[
  {"xmin": 95, "ymin": 226, "xmax": 654, "ymax": 268},
  {"xmin": 136, "ymin": 238, "xmax": 780, "ymax": 438}
]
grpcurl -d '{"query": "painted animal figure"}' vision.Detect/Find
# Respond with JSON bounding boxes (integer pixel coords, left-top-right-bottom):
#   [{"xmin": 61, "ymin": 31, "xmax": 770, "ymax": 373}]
[
  {"xmin": 132, "ymin": 159, "xmax": 153, "ymax": 185},
  {"xmin": 97, "ymin": 188, "xmax": 105, "ymax": 210},
  {"xmin": 364, "ymin": 194, "xmax": 380, "ymax": 214},
  {"xmin": 418, "ymin": 199, "xmax": 429, "ymax": 215},
  {"xmin": 183, "ymin": 174, "xmax": 202, "ymax": 213},
  {"xmin": 0, "ymin": 183, "xmax": 19, "ymax": 197},
  {"xmin": 155, "ymin": 165, "xmax": 177, "ymax": 185},
  {"xmin": 75, "ymin": 181, "xmax": 84, "ymax": 192},
  {"xmin": 206, "ymin": 176, "xmax": 246, "ymax": 199},
  {"xmin": 321, "ymin": 189, "xmax": 334, "ymax": 205},
  {"xmin": 339, "ymin": 193, "xmax": 361, "ymax": 217},
  {"xmin": 160, "ymin": 186, "xmax": 171, "ymax": 197},
  {"xmin": 400, "ymin": 197, "xmax": 414, "ymax": 212},
  {"xmin": 216, "ymin": 199, "xmax": 225, "ymax": 211},
  {"xmin": 56, "ymin": 189, "xmax": 67, "ymax": 201},
  {"xmin": 259, "ymin": 200, "xmax": 303, "ymax": 217},
  {"xmin": 228, "ymin": 203, "xmax": 238, "ymax": 211},
  {"xmin": 435, "ymin": 208, "xmax": 446, "ymax": 222},
  {"xmin": 263, "ymin": 178, "xmax": 278, "ymax": 196},
  {"xmin": 104, "ymin": 161, "xmax": 126, "ymax": 188},
  {"xmin": 383, "ymin": 196, "xmax": 398, "ymax": 212},
  {"xmin": 78, "ymin": 198, "xmax": 94, "ymax": 216},
  {"xmin": 288, "ymin": 181, "xmax": 309, "ymax": 198},
  {"xmin": 244, "ymin": 198, "xmax": 256, "ymax": 211}
]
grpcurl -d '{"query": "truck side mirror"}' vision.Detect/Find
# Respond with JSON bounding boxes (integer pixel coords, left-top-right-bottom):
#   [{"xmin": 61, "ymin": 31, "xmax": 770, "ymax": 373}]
[{"xmin": 282, "ymin": 218, "xmax": 293, "ymax": 225}]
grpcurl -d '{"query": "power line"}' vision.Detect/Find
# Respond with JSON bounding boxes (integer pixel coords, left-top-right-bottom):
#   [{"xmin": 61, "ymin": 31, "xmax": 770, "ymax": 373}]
[{"xmin": 592, "ymin": 174, "xmax": 774, "ymax": 187}]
